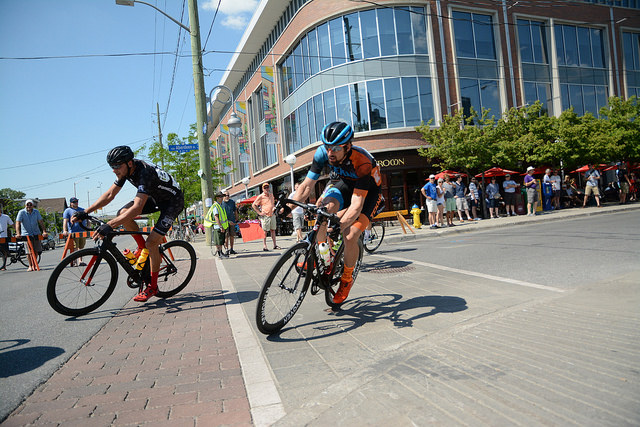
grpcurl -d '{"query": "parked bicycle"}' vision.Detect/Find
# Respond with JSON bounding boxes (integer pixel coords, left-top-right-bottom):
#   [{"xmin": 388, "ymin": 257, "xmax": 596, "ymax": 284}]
[
  {"xmin": 47, "ymin": 214, "xmax": 196, "ymax": 316},
  {"xmin": 255, "ymin": 196, "xmax": 363, "ymax": 335},
  {"xmin": 1, "ymin": 238, "xmax": 41, "ymax": 270},
  {"xmin": 363, "ymin": 221, "xmax": 385, "ymax": 253}
]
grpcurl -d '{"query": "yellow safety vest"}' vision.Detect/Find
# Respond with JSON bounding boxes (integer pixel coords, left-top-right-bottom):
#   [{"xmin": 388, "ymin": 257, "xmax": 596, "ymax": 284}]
[{"xmin": 204, "ymin": 202, "xmax": 228, "ymax": 230}]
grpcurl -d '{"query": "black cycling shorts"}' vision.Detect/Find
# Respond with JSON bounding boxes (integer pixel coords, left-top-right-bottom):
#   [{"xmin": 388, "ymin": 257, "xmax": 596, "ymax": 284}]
[
  {"xmin": 323, "ymin": 179, "xmax": 382, "ymax": 221},
  {"xmin": 120, "ymin": 196, "xmax": 184, "ymax": 236}
]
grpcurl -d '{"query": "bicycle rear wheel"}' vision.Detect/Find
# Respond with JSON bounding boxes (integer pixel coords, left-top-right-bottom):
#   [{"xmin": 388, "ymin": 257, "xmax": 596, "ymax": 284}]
[
  {"xmin": 156, "ymin": 240, "xmax": 197, "ymax": 298},
  {"xmin": 47, "ymin": 248, "xmax": 118, "ymax": 316},
  {"xmin": 324, "ymin": 238, "xmax": 364, "ymax": 309},
  {"xmin": 363, "ymin": 222, "xmax": 385, "ymax": 253},
  {"xmin": 18, "ymin": 245, "xmax": 41, "ymax": 267},
  {"xmin": 256, "ymin": 242, "xmax": 312, "ymax": 334}
]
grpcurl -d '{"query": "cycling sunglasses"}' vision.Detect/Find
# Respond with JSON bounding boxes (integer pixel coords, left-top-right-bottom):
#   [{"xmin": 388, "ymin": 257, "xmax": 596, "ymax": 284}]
[{"xmin": 324, "ymin": 144, "xmax": 345, "ymax": 153}]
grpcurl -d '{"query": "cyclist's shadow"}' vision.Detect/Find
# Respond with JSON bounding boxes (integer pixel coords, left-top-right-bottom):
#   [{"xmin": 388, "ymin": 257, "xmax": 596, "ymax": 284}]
[{"xmin": 268, "ymin": 293, "xmax": 467, "ymax": 341}]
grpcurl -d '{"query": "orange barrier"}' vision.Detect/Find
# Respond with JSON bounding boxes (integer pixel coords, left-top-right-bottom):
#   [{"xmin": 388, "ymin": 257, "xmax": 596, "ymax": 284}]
[
  {"xmin": 60, "ymin": 231, "xmax": 92, "ymax": 260},
  {"xmin": 0, "ymin": 235, "xmax": 42, "ymax": 270}
]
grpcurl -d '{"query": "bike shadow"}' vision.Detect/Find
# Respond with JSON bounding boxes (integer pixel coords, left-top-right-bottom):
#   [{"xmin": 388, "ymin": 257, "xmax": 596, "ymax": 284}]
[
  {"xmin": 267, "ymin": 293, "xmax": 468, "ymax": 341},
  {"xmin": 0, "ymin": 339, "xmax": 65, "ymax": 378}
]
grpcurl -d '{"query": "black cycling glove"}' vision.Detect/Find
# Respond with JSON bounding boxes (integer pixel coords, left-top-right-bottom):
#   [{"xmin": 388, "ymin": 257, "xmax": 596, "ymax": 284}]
[
  {"xmin": 73, "ymin": 211, "xmax": 90, "ymax": 221},
  {"xmin": 95, "ymin": 224, "xmax": 113, "ymax": 237}
]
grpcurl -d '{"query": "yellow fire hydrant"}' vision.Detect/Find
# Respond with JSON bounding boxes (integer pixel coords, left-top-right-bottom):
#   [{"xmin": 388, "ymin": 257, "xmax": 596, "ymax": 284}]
[{"xmin": 410, "ymin": 204, "xmax": 422, "ymax": 229}]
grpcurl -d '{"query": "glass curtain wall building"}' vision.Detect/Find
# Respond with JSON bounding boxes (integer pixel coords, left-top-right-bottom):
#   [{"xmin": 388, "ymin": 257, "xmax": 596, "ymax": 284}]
[{"xmin": 207, "ymin": 0, "xmax": 640, "ymax": 210}]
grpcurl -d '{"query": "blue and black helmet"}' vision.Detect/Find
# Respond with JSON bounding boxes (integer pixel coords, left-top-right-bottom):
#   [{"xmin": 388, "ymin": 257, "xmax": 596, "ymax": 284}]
[{"xmin": 321, "ymin": 121, "xmax": 354, "ymax": 146}]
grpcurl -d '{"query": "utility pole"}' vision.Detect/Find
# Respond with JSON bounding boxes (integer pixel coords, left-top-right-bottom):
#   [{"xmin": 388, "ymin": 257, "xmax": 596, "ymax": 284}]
[
  {"xmin": 156, "ymin": 102, "xmax": 165, "ymax": 169},
  {"xmin": 187, "ymin": 0, "xmax": 214, "ymax": 246}
]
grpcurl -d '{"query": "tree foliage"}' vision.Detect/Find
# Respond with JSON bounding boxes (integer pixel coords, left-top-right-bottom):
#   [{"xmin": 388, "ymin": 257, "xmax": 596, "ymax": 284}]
[{"xmin": 417, "ymin": 96, "xmax": 640, "ymax": 175}]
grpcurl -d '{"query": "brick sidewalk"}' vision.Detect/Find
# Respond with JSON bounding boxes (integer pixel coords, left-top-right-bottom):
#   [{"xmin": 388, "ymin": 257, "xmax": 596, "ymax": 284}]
[{"xmin": 3, "ymin": 258, "xmax": 252, "ymax": 427}]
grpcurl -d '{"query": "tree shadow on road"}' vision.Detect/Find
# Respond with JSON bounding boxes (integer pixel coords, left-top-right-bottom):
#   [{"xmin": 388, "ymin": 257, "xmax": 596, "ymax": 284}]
[{"xmin": 0, "ymin": 340, "xmax": 64, "ymax": 378}]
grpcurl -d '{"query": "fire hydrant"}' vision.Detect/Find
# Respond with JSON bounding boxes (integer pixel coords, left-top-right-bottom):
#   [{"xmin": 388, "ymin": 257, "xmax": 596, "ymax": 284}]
[{"xmin": 410, "ymin": 204, "xmax": 422, "ymax": 229}]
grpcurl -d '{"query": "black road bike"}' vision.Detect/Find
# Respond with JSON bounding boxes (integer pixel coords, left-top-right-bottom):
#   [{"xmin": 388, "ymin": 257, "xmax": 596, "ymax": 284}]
[
  {"xmin": 47, "ymin": 215, "xmax": 197, "ymax": 316},
  {"xmin": 1, "ymin": 239, "xmax": 41, "ymax": 270},
  {"xmin": 255, "ymin": 196, "xmax": 363, "ymax": 335},
  {"xmin": 363, "ymin": 221, "xmax": 385, "ymax": 253}
]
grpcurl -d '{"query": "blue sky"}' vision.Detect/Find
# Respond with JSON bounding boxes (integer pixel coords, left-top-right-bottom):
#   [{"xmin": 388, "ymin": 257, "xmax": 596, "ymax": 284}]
[{"xmin": 0, "ymin": 0, "xmax": 255, "ymax": 215}]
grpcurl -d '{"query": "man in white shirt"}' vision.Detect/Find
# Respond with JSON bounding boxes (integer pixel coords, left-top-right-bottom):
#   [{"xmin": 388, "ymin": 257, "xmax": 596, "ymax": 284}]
[
  {"xmin": 0, "ymin": 205, "xmax": 14, "ymax": 270},
  {"xmin": 550, "ymin": 170, "xmax": 562, "ymax": 210}
]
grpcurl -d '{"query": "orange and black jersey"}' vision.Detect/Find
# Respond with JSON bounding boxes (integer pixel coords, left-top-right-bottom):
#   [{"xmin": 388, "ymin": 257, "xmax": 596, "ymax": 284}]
[{"xmin": 307, "ymin": 145, "xmax": 382, "ymax": 192}]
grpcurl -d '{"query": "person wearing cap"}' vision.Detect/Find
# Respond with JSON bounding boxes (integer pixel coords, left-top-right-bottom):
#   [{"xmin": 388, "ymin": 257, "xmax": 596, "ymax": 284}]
[
  {"xmin": 15, "ymin": 199, "xmax": 48, "ymax": 271},
  {"xmin": 454, "ymin": 174, "xmax": 472, "ymax": 222},
  {"xmin": 421, "ymin": 174, "xmax": 439, "ymax": 228},
  {"xmin": 63, "ymin": 197, "xmax": 88, "ymax": 265},
  {"xmin": 205, "ymin": 192, "xmax": 229, "ymax": 258},
  {"xmin": 252, "ymin": 182, "xmax": 280, "ymax": 251},
  {"xmin": 582, "ymin": 163, "xmax": 602, "ymax": 208},
  {"xmin": 524, "ymin": 166, "xmax": 539, "ymax": 215},
  {"xmin": 502, "ymin": 174, "xmax": 518, "ymax": 216}
]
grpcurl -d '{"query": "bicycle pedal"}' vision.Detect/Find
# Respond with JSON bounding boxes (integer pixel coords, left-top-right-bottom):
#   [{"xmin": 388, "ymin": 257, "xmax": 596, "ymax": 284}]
[{"xmin": 310, "ymin": 283, "xmax": 320, "ymax": 295}]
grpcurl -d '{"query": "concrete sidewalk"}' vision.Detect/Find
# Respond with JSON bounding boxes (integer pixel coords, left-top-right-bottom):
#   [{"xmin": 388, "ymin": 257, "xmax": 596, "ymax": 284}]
[{"xmin": 3, "ymin": 203, "xmax": 639, "ymax": 426}]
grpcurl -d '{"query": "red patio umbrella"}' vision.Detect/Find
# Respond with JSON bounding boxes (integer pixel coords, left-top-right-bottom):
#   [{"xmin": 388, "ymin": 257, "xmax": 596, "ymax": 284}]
[
  {"xmin": 475, "ymin": 167, "xmax": 520, "ymax": 178},
  {"xmin": 237, "ymin": 195, "xmax": 258, "ymax": 206},
  {"xmin": 434, "ymin": 170, "xmax": 467, "ymax": 179},
  {"xmin": 602, "ymin": 164, "xmax": 618, "ymax": 171},
  {"xmin": 570, "ymin": 164, "xmax": 607, "ymax": 173}
]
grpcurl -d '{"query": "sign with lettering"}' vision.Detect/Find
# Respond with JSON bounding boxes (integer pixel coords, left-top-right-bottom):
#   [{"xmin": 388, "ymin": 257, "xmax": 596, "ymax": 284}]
[{"xmin": 168, "ymin": 144, "xmax": 198, "ymax": 153}]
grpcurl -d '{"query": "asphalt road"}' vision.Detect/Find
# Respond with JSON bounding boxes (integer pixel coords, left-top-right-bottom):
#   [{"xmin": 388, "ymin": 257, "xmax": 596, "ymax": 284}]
[{"xmin": 0, "ymin": 236, "xmax": 137, "ymax": 421}]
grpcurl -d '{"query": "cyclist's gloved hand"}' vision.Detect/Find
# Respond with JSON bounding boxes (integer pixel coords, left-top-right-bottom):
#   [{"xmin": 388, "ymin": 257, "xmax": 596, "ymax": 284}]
[
  {"xmin": 328, "ymin": 214, "xmax": 341, "ymax": 230},
  {"xmin": 72, "ymin": 211, "xmax": 90, "ymax": 222},
  {"xmin": 95, "ymin": 224, "xmax": 113, "ymax": 238}
]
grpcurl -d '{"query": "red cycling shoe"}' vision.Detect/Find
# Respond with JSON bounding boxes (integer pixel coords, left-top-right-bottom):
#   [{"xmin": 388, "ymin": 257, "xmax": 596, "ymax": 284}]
[
  {"xmin": 333, "ymin": 277, "xmax": 354, "ymax": 304},
  {"xmin": 134, "ymin": 285, "xmax": 158, "ymax": 302}
]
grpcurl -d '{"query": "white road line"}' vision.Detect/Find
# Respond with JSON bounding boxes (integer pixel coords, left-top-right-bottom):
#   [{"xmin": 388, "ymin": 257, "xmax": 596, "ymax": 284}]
[
  {"xmin": 373, "ymin": 254, "xmax": 565, "ymax": 293},
  {"xmin": 215, "ymin": 258, "xmax": 286, "ymax": 426}
]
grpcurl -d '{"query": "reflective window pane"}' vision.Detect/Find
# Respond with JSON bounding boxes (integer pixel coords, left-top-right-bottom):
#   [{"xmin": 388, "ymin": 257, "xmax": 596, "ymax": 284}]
[
  {"xmin": 595, "ymin": 86, "xmax": 608, "ymax": 114},
  {"xmin": 517, "ymin": 20, "xmax": 533, "ymax": 63},
  {"xmin": 378, "ymin": 8, "xmax": 397, "ymax": 56},
  {"xmin": 578, "ymin": 27, "xmax": 592, "ymax": 67},
  {"xmin": 360, "ymin": 9, "xmax": 379, "ymax": 59},
  {"xmin": 298, "ymin": 102, "xmax": 309, "ymax": 147},
  {"xmin": 290, "ymin": 111, "xmax": 298, "ymax": 152},
  {"xmin": 293, "ymin": 43, "xmax": 303, "ymax": 89},
  {"xmin": 411, "ymin": 6, "xmax": 428, "ymax": 55},
  {"xmin": 418, "ymin": 77, "xmax": 434, "ymax": 124},
  {"xmin": 301, "ymin": 36, "xmax": 310, "ymax": 81},
  {"xmin": 335, "ymin": 85, "xmax": 352, "ymax": 127},
  {"xmin": 479, "ymin": 79, "xmax": 500, "ymax": 117},
  {"xmin": 555, "ymin": 26, "xmax": 566, "ymax": 66},
  {"xmin": 583, "ymin": 85, "xmax": 597, "ymax": 116},
  {"xmin": 306, "ymin": 99, "xmax": 316, "ymax": 144},
  {"xmin": 396, "ymin": 7, "xmax": 413, "ymax": 55},
  {"xmin": 384, "ymin": 78, "xmax": 404, "ymax": 128},
  {"xmin": 531, "ymin": 21, "xmax": 547, "ymax": 64},
  {"xmin": 560, "ymin": 84, "xmax": 570, "ymax": 111},
  {"xmin": 591, "ymin": 28, "xmax": 605, "ymax": 68},
  {"xmin": 329, "ymin": 17, "xmax": 346, "ymax": 66},
  {"xmin": 474, "ymin": 14, "xmax": 495, "ymax": 60},
  {"xmin": 453, "ymin": 11, "xmax": 475, "ymax": 58},
  {"xmin": 307, "ymin": 29, "xmax": 320, "ymax": 75},
  {"xmin": 402, "ymin": 77, "xmax": 420, "ymax": 126},
  {"xmin": 350, "ymin": 82, "xmax": 369, "ymax": 132},
  {"xmin": 314, "ymin": 95, "xmax": 324, "ymax": 142},
  {"xmin": 623, "ymin": 32, "xmax": 635, "ymax": 70},
  {"xmin": 569, "ymin": 84, "xmax": 584, "ymax": 115},
  {"xmin": 536, "ymin": 83, "xmax": 552, "ymax": 115},
  {"xmin": 563, "ymin": 26, "xmax": 579, "ymax": 66},
  {"xmin": 323, "ymin": 89, "xmax": 337, "ymax": 124},
  {"xmin": 344, "ymin": 13, "xmax": 362, "ymax": 61},
  {"xmin": 367, "ymin": 79, "xmax": 386, "ymax": 130},
  {"xmin": 460, "ymin": 78, "xmax": 480, "ymax": 119},
  {"xmin": 317, "ymin": 23, "xmax": 332, "ymax": 70}
]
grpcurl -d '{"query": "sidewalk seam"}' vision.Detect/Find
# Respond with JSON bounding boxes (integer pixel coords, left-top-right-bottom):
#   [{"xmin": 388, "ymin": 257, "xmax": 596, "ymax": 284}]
[{"xmin": 215, "ymin": 258, "xmax": 286, "ymax": 426}]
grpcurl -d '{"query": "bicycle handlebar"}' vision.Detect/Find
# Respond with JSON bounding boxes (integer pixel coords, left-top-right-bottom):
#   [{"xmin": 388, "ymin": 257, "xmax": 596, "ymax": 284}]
[{"xmin": 276, "ymin": 195, "xmax": 339, "ymax": 224}]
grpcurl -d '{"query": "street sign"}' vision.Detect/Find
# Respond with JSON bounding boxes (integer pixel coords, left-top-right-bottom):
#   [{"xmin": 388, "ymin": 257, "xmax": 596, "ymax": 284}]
[{"xmin": 168, "ymin": 143, "xmax": 198, "ymax": 153}]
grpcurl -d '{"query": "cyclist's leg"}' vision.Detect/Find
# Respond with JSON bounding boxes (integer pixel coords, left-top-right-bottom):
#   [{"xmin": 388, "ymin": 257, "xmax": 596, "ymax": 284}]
[
  {"xmin": 316, "ymin": 183, "xmax": 345, "ymax": 243},
  {"xmin": 118, "ymin": 200, "xmax": 156, "ymax": 249}
]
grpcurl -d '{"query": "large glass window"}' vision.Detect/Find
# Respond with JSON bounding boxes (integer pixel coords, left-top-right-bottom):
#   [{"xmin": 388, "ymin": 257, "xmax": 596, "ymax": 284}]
[
  {"xmin": 384, "ymin": 78, "xmax": 404, "ymax": 128},
  {"xmin": 517, "ymin": 19, "xmax": 548, "ymax": 64},
  {"xmin": 367, "ymin": 79, "xmax": 386, "ymax": 130},
  {"xmin": 306, "ymin": 99, "xmax": 316, "ymax": 144},
  {"xmin": 329, "ymin": 17, "xmax": 346, "ymax": 66},
  {"xmin": 360, "ymin": 9, "xmax": 379, "ymax": 59},
  {"xmin": 412, "ymin": 6, "xmax": 428, "ymax": 54},
  {"xmin": 378, "ymin": 8, "xmax": 397, "ymax": 56},
  {"xmin": 418, "ymin": 77, "xmax": 434, "ymax": 125},
  {"xmin": 623, "ymin": 31, "xmax": 640, "ymax": 97},
  {"xmin": 344, "ymin": 13, "xmax": 362, "ymax": 61},
  {"xmin": 313, "ymin": 94, "xmax": 324, "ymax": 142},
  {"xmin": 298, "ymin": 102, "xmax": 309, "ymax": 148},
  {"xmin": 402, "ymin": 77, "xmax": 420, "ymax": 126},
  {"xmin": 474, "ymin": 14, "xmax": 495, "ymax": 60},
  {"xmin": 317, "ymin": 22, "xmax": 332, "ymax": 71},
  {"xmin": 307, "ymin": 29, "xmax": 320, "ymax": 75},
  {"xmin": 301, "ymin": 35, "xmax": 310, "ymax": 81},
  {"xmin": 453, "ymin": 11, "xmax": 475, "ymax": 58},
  {"xmin": 460, "ymin": 78, "xmax": 501, "ymax": 120},
  {"xmin": 335, "ymin": 85, "xmax": 351, "ymax": 126},
  {"xmin": 350, "ymin": 82, "xmax": 369, "ymax": 132},
  {"xmin": 396, "ymin": 7, "xmax": 413, "ymax": 55},
  {"xmin": 293, "ymin": 43, "xmax": 303, "ymax": 88}
]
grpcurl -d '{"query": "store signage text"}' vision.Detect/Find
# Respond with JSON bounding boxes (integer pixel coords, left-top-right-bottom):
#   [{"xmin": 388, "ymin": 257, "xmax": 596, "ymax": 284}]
[{"xmin": 378, "ymin": 158, "xmax": 405, "ymax": 168}]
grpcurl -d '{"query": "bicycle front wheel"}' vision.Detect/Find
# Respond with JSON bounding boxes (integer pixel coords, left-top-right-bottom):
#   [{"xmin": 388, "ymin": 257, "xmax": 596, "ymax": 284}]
[
  {"xmin": 256, "ymin": 242, "xmax": 312, "ymax": 335},
  {"xmin": 156, "ymin": 240, "xmax": 197, "ymax": 298},
  {"xmin": 47, "ymin": 249, "xmax": 118, "ymax": 316},
  {"xmin": 363, "ymin": 222, "xmax": 385, "ymax": 253},
  {"xmin": 18, "ymin": 248, "xmax": 41, "ymax": 267}
]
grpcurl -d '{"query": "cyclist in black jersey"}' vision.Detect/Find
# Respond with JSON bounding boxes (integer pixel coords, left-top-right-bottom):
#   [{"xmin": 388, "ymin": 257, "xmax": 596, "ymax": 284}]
[
  {"xmin": 73, "ymin": 146, "xmax": 184, "ymax": 302},
  {"xmin": 292, "ymin": 121, "xmax": 382, "ymax": 304}
]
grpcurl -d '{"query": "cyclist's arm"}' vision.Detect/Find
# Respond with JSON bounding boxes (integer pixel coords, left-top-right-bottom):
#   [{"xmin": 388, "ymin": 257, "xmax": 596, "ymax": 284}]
[
  {"xmin": 292, "ymin": 176, "xmax": 316, "ymax": 204},
  {"xmin": 85, "ymin": 183, "xmax": 122, "ymax": 216},
  {"xmin": 106, "ymin": 193, "xmax": 147, "ymax": 228}
]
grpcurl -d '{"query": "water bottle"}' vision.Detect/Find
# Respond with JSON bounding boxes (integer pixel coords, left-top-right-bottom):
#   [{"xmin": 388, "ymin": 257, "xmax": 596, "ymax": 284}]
[
  {"xmin": 318, "ymin": 242, "xmax": 330, "ymax": 266},
  {"xmin": 134, "ymin": 248, "xmax": 150, "ymax": 270},
  {"xmin": 123, "ymin": 249, "xmax": 137, "ymax": 265}
]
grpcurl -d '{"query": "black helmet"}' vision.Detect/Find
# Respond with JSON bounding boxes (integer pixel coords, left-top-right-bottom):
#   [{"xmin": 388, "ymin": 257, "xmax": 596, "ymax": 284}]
[
  {"xmin": 107, "ymin": 146, "xmax": 134, "ymax": 167},
  {"xmin": 321, "ymin": 121, "xmax": 353, "ymax": 146}
]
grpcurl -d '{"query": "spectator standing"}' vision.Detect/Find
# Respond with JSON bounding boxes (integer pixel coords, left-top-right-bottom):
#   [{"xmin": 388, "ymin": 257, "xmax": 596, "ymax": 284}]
[
  {"xmin": 63, "ymin": 197, "xmax": 87, "ymax": 266},
  {"xmin": 551, "ymin": 169, "xmax": 562, "ymax": 210},
  {"xmin": 563, "ymin": 175, "xmax": 580, "ymax": 207},
  {"xmin": 442, "ymin": 174, "xmax": 456, "ymax": 226},
  {"xmin": 524, "ymin": 166, "xmax": 539, "ymax": 216},
  {"xmin": 629, "ymin": 172, "xmax": 638, "ymax": 201},
  {"xmin": 421, "ymin": 174, "xmax": 438, "ymax": 228},
  {"xmin": 222, "ymin": 192, "xmax": 238, "ymax": 255},
  {"xmin": 436, "ymin": 178, "xmax": 446, "ymax": 227},
  {"xmin": 502, "ymin": 173, "xmax": 518, "ymax": 216},
  {"xmin": 252, "ymin": 182, "xmax": 280, "ymax": 250},
  {"xmin": 289, "ymin": 182, "xmax": 305, "ymax": 242},
  {"xmin": 485, "ymin": 177, "xmax": 500, "ymax": 218},
  {"xmin": 582, "ymin": 164, "xmax": 602, "ymax": 208},
  {"xmin": 15, "ymin": 199, "xmax": 48, "ymax": 271},
  {"xmin": 0, "ymin": 205, "xmax": 14, "ymax": 270},
  {"xmin": 468, "ymin": 178, "xmax": 480, "ymax": 220},
  {"xmin": 205, "ymin": 192, "xmax": 229, "ymax": 258},
  {"xmin": 617, "ymin": 163, "xmax": 631, "ymax": 204},
  {"xmin": 454, "ymin": 175, "xmax": 472, "ymax": 222}
]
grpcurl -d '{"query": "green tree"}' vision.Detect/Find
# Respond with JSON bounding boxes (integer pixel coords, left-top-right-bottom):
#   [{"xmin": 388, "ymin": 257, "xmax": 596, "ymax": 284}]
[
  {"xmin": 0, "ymin": 188, "xmax": 26, "ymax": 221},
  {"xmin": 598, "ymin": 96, "xmax": 640, "ymax": 161}
]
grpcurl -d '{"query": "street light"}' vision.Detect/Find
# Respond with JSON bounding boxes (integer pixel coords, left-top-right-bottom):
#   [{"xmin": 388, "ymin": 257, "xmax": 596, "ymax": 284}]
[
  {"xmin": 284, "ymin": 154, "xmax": 296, "ymax": 191},
  {"xmin": 117, "ymin": 0, "xmax": 214, "ymax": 245},
  {"xmin": 73, "ymin": 177, "xmax": 89, "ymax": 198},
  {"xmin": 208, "ymin": 85, "xmax": 242, "ymax": 137},
  {"xmin": 241, "ymin": 177, "xmax": 250, "ymax": 199}
]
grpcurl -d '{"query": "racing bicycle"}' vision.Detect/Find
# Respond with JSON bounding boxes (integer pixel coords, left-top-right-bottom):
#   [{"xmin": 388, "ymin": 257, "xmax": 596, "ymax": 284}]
[
  {"xmin": 1, "ymin": 238, "xmax": 41, "ymax": 270},
  {"xmin": 255, "ymin": 195, "xmax": 363, "ymax": 335},
  {"xmin": 47, "ymin": 215, "xmax": 196, "ymax": 316},
  {"xmin": 363, "ymin": 221, "xmax": 385, "ymax": 253}
]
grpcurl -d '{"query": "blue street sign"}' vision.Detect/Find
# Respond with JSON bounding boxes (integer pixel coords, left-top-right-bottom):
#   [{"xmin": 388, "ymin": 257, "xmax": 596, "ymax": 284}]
[{"xmin": 168, "ymin": 143, "xmax": 198, "ymax": 153}]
